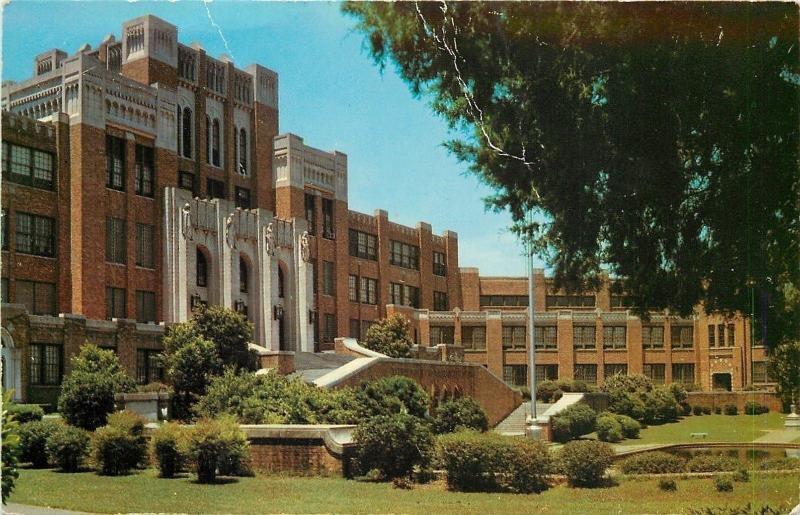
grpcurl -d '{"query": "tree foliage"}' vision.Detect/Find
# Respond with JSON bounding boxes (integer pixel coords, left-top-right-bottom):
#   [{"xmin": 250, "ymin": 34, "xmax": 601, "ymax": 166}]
[
  {"xmin": 343, "ymin": 2, "xmax": 800, "ymax": 343},
  {"xmin": 361, "ymin": 314, "xmax": 414, "ymax": 358},
  {"xmin": 768, "ymin": 339, "xmax": 800, "ymax": 410},
  {"xmin": 2, "ymin": 391, "xmax": 20, "ymax": 504}
]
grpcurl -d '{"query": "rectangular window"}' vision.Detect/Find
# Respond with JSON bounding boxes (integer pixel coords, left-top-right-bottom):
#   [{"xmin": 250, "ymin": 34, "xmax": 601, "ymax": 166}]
[
  {"xmin": 643, "ymin": 364, "xmax": 666, "ymax": 384},
  {"xmin": 1, "ymin": 209, "xmax": 7, "ymax": 250},
  {"xmin": 604, "ymin": 363, "xmax": 628, "ymax": 378},
  {"xmin": 503, "ymin": 364, "xmax": 528, "ymax": 387},
  {"xmin": 643, "ymin": 326, "xmax": 664, "ymax": 349},
  {"xmin": 348, "ymin": 275, "xmax": 358, "ymax": 302},
  {"xmin": 135, "ymin": 223, "xmax": 154, "ymax": 268},
  {"xmin": 534, "ymin": 326, "xmax": 558, "ymax": 349},
  {"xmin": 305, "ymin": 193, "xmax": 316, "ymax": 235},
  {"xmin": 106, "ymin": 135, "xmax": 126, "ymax": 190},
  {"xmin": 135, "ymin": 290, "xmax": 156, "ymax": 323},
  {"xmin": 134, "ymin": 144, "xmax": 154, "ymax": 197},
  {"xmin": 322, "ymin": 261, "xmax": 335, "ymax": 296},
  {"xmin": 15, "ymin": 280, "xmax": 56, "ymax": 315},
  {"xmin": 479, "ymin": 295, "xmax": 529, "ymax": 307},
  {"xmin": 708, "ymin": 324, "xmax": 716, "ymax": 347},
  {"xmin": 235, "ymin": 187, "xmax": 251, "ymax": 209},
  {"xmin": 29, "ymin": 344, "xmax": 62, "ymax": 385},
  {"xmin": 430, "ymin": 326, "xmax": 454, "ymax": 345},
  {"xmin": 136, "ymin": 349, "xmax": 164, "ymax": 385},
  {"xmin": 610, "ymin": 295, "xmax": 636, "ymax": 309},
  {"xmin": 671, "ymin": 325, "xmax": 694, "ymax": 349},
  {"xmin": 389, "ymin": 282, "xmax": 419, "ymax": 308},
  {"xmin": 359, "ymin": 277, "xmax": 377, "ymax": 305},
  {"xmin": 574, "ymin": 364, "xmax": 598, "ymax": 384},
  {"xmin": 106, "ymin": 217, "xmax": 126, "ymax": 264},
  {"xmin": 3, "ymin": 143, "xmax": 55, "ymax": 190},
  {"xmin": 323, "ymin": 313, "xmax": 336, "ymax": 342},
  {"xmin": 348, "ymin": 229, "xmax": 377, "ymax": 260},
  {"xmin": 432, "ymin": 251, "xmax": 447, "ymax": 276},
  {"xmin": 603, "ymin": 326, "xmax": 627, "ymax": 350},
  {"xmin": 461, "ymin": 326, "xmax": 486, "ymax": 350},
  {"xmin": 502, "ymin": 325, "xmax": 526, "ymax": 350},
  {"xmin": 349, "ymin": 318, "xmax": 361, "ymax": 339},
  {"xmin": 433, "ymin": 291, "xmax": 448, "ymax": 311},
  {"xmin": 10, "ymin": 144, "xmax": 31, "ymax": 178},
  {"xmin": 389, "ymin": 240, "xmax": 420, "ymax": 270},
  {"xmin": 672, "ymin": 364, "xmax": 696, "ymax": 385},
  {"xmin": 573, "ymin": 325, "xmax": 596, "ymax": 349},
  {"xmin": 206, "ymin": 178, "xmax": 224, "ymax": 200},
  {"xmin": 178, "ymin": 171, "xmax": 195, "ymax": 194},
  {"xmin": 717, "ymin": 324, "xmax": 726, "ymax": 348},
  {"xmin": 1, "ymin": 278, "xmax": 8, "ymax": 303},
  {"xmin": 106, "ymin": 287, "xmax": 126, "ymax": 319},
  {"xmin": 727, "ymin": 324, "xmax": 735, "ymax": 346},
  {"xmin": 535, "ymin": 364, "xmax": 558, "ymax": 385},
  {"xmin": 322, "ymin": 198, "xmax": 335, "ymax": 239},
  {"xmin": 545, "ymin": 295, "xmax": 596, "ymax": 308},
  {"xmin": 15, "ymin": 212, "xmax": 55, "ymax": 257},
  {"xmin": 752, "ymin": 361, "xmax": 772, "ymax": 383}
]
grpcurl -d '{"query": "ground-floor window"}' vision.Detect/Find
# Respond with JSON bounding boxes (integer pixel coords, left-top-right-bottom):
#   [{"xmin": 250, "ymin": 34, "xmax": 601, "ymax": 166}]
[
  {"xmin": 752, "ymin": 361, "xmax": 772, "ymax": 383},
  {"xmin": 643, "ymin": 363, "xmax": 666, "ymax": 384},
  {"xmin": 430, "ymin": 326, "xmax": 454, "ymax": 345},
  {"xmin": 29, "ymin": 343, "xmax": 62, "ymax": 385},
  {"xmin": 574, "ymin": 364, "xmax": 598, "ymax": 384},
  {"xmin": 672, "ymin": 363, "xmax": 695, "ymax": 384},
  {"xmin": 503, "ymin": 364, "xmax": 527, "ymax": 387},
  {"xmin": 136, "ymin": 349, "xmax": 164, "ymax": 385},
  {"xmin": 322, "ymin": 314, "xmax": 336, "ymax": 343},
  {"xmin": 534, "ymin": 364, "xmax": 558, "ymax": 385},
  {"xmin": 604, "ymin": 363, "xmax": 628, "ymax": 378}
]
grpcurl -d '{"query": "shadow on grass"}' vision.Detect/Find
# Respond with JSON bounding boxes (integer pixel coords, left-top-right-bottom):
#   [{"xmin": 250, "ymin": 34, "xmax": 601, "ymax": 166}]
[
  {"xmin": 568, "ymin": 477, "xmax": 620, "ymax": 489},
  {"xmin": 191, "ymin": 476, "xmax": 240, "ymax": 485}
]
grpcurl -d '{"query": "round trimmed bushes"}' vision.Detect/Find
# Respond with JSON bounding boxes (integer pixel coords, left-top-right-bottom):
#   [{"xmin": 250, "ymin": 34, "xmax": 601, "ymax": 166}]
[
  {"xmin": 151, "ymin": 422, "xmax": 187, "ymax": 478},
  {"xmin": 353, "ymin": 412, "xmax": 434, "ymax": 480},
  {"xmin": 91, "ymin": 411, "xmax": 148, "ymax": 476},
  {"xmin": 723, "ymin": 404, "xmax": 738, "ymax": 415},
  {"xmin": 596, "ymin": 414, "xmax": 623, "ymax": 443},
  {"xmin": 618, "ymin": 451, "xmax": 687, "ymax": 475},
  {"xmin": 744, "ymin": 402, "xmax": 769, "ymax": 415},
  {"xmin": 46, "ymin": 424, "xmax": 90, "ymax": 472},
  {"xmin": 658, "ymin": 478, "xmax": 677, "ymax": 491},
  {"xmin": 557, "ymin": 440, "xmax": 615, "ymax": 487},
  {"xmin": 432, "ymin": 397, "xmax": 488, "ymax": 434},
  {"xmin": 18, "ymin": 419, "xmax": 62, "ymax": 468},
  {"xmin": 535, "ymin": 381, "xmax": 560, "ymax": 403},
  {"xmin": 692, "ymin": 405, "xmax": 704, "ymax": 416},
  {"xmin": 715, "ymin": 474, "xmax": 734, "ymax": 492},
  {"xmin": 438, "ymin": 431, "xmax": 552, "ymax": 493},
  {"xmin": 551, "ymin": 403, "xmax": 596, "ymax": 443},
  {"xmin": 186, "ymin": 416, "xmax": 250, "ymax": 483},
  {"xmin": 686, "ymin": 454, "xmax": 739, "ymax": 473},
  {"xmin": 617, "ymin": 414, "xmax": 640, "ymax": 438},
  {"xmin": 7, "ymin": 404, "xmax": 44, "ymax": 424}
]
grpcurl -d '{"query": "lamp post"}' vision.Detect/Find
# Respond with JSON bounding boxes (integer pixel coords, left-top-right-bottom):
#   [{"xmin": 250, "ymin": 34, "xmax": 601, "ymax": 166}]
[{"xmin": 525, "ymin": 211, "xmax": 542, "ymax": 439}]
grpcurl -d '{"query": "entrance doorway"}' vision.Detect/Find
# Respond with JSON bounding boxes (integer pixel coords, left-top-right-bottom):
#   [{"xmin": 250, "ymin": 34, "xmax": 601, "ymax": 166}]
[
  {"xmin": 1, "ymin": 328, "xmax": 22, "ymax": 401},
  {"xmin": 712, "ymin": 373, "xmax": 732, "ymax": 391}
]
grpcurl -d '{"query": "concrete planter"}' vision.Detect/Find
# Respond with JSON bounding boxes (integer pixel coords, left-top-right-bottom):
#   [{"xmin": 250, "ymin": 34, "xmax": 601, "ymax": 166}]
[{"xmin": 115, "ymin": 391, "xmax": 172, "ymax": 421}]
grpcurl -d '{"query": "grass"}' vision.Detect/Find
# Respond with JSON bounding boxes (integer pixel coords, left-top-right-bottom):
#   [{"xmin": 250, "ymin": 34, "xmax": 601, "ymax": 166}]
[
  {"xmin": 614, "ymin": 413, "xmax": 787, "ymax": 446},
  {"xmin": 11, "ymin": 467, "xmax": 799, "ymax": 514}
]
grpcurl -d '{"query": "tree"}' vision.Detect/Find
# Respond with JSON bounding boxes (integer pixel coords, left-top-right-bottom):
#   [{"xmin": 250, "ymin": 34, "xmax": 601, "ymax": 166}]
[
  {"xmin": 191, "ymin": 305, "xmax": 256, "ymax": 371},
  {"xmin": 343, "ymin": 2, "xmax": 799, "ymax": 344},
  {"xmin": 768, "ymin": 339, "xmax": 800, "ymax": 411},
  {"xmin": 1, "ymin": 391, "xmax": 20, "ymax": 504},
  {"xmin": 57, "ymin": 345, "xmax": 136, "ymax": 430},
  {"xmin": 361, "ymin": 314, "xmax": 414, "ymax": 358},
  {"xmin": 161, "ymin": 325, "xmax": 219, "ymax": 419}
]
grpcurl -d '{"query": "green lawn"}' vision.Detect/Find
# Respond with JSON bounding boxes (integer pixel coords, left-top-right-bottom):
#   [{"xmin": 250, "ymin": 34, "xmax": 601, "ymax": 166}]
[
  {"xmin": 619, "ymin": 413, "xmax": 786, "ymax": 446},
  {"xmin": 11, "ymin": 468, "xmax": 798, "ymax": 514}
]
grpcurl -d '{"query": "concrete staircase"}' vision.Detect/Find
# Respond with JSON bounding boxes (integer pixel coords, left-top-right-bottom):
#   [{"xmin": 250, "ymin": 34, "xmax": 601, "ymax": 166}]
[
  {"xmin": 293, "ymin": 352, "xmax": 356, "ymax": 382},
  {"xmin": 494, "ymin": 402, "xmax": 551, "ymax": 435}
]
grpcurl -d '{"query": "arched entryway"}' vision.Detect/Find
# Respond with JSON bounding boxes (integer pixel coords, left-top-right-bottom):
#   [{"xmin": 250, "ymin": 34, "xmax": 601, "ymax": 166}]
[{"xmin": 1, "ymin": 328, "xmax": 22, "ymax": 401}]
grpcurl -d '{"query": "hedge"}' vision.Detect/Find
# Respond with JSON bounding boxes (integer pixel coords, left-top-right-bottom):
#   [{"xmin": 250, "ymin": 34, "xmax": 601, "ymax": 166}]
[
  {"xmin": 551, "ymin": 403, "xmax": 596, "ymax": 443},
  {"xmin": 353, "ymin": 413, "xmax": 434, "ymax": 480},
  {"xmin": 19, "ymin": 420, "xmax": 62, "ymax": 468},
  {"xmin": 557, "ymin": 440, "xmax": 615, "ymax": 487},
  {"xmin": 46, "ymin": 424, "xmax": 90, "ymax": 472},
  {"xmin": 618, "ymin": 451, "xmax": 687, "ymax": 475},
  {"xmin": 686, "ymin": 454, "xmax": 739, "ymax": 473},
  {"xmin": 7, "ymin": 404, "xmax": 44, "ymax": 424}
]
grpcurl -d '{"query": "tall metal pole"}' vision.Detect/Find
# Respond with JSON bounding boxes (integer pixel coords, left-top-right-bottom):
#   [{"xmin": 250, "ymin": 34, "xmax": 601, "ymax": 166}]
[{"xmin": 527, "ymin": 211, "xmax": 537, "ymax": 420}]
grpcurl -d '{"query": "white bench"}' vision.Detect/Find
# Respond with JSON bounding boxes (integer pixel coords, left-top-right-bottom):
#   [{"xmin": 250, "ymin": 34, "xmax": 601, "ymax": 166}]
[{"xmin": 690, "ymin": 432, "xmax": 708, "ymax": 439}]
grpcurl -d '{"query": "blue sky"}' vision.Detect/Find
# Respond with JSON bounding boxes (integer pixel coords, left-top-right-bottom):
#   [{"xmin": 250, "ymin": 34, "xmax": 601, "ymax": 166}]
[{"xmin": 2, "ymin": 0, "xmax": 546, "ymax": 276}]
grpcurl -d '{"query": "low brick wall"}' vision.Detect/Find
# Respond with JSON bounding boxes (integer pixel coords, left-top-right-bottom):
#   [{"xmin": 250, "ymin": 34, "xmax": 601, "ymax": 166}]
[{"xmin": 686, "ymin": 391, "xmax": 783, "ymax": 412}]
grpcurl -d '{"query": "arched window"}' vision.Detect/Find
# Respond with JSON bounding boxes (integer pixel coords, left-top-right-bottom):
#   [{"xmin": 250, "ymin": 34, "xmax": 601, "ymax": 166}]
[
  {"xmin": 182, "ymin": 107, "xmax": 192, "ymax": 158},
  {"xmin": 278, "ymin": 266, "xmax": 284, "ymax": 298},
  {"xmin": 239, "ymin": 256, "xmax": 248, "ymax": 293},
  {"xmin": 176, "ymin": 105, "xmax": 182, "ymax": 156},
  {"xmin": 212, "ymin": 119, "xmax": 220, "ymax": 166},
  {"xmin": 196, "ymin": 248, "xmax": 208, "ymax": 287},
  {"xmin": 205, "ymin": 116, "xmax": 211, "ymax": 164},
  {"xmin": 239, "ymin": 128, "xmax": 247, "ymax": 175}
]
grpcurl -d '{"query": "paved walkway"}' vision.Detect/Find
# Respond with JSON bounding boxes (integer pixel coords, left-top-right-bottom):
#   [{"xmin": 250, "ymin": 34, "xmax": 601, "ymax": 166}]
[
  {"xmin": 3, "ymin": 503, "xmax": 88, "ymax": 515},
  {"xmin": 754, "ymin": 428, "xmax": 800, "ymax": 444}
]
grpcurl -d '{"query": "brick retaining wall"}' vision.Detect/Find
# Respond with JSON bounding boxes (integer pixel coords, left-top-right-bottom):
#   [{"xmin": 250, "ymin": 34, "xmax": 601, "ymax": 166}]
[{"xmin": 685, "ymin": 391, "xmax": 783, "ymax": 412}]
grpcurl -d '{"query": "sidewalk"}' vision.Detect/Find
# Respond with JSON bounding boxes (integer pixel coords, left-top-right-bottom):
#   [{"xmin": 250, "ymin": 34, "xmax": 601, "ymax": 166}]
[
  {"xmin": 3, "ymin": 503, "xmax": 89, "ymax": 515},
  {"xmin": 753, "ymin": 428, "xmax": 800, "ymax": 444}
]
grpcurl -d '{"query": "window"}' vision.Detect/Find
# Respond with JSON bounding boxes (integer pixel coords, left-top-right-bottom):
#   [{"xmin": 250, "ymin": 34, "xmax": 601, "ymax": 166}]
[
  {"xmin": 752, "ymin": 361, "xmax": 772, "ymax": 383},
  {"xmin": 238, "ymin": 128, "xmax": 247, "ymax": 175},
  {"xmin": 239, "ymin": 257, "xmax": 249, "ymax": 293},
  {"xmin": 717, "ymin": 324, "xmax": 727, "ymax": 347},
  {"xmin": 672, "ymin": 364, "xmax": 695, "ymax": 384},
  {"xmin": 15, "ymin": 213, "xmax": 55, "ymax": 257},
  {"xmin": 106, "ymin": 287, "xmax": 126, "ymax": 319},
  {"xmin": 322, "ymin": 198, "xmax": 335, "ymax": 239},
  {"xmin": 727, "ymin": 324, "xmax": 735, "ymax": 346},
  {"xmin": 430, "ymin": 326, "xmax": 454, "ymax": 345},
  {"xmin": 235, "ymin": 187, "xmax": 251, "ymax": 209},
  {"xmin": 136, "ymin": 349, "xmax": 164, "ymax": 385},
  {"xmin": 433, "ymin": 291, "xmax": 448, "ymax": 311},
  {"xmin": 134, "ymin": 144, "xmax": 154, "ymax": 197},
  {"xmin": 15, "ymin": 280, "xmax": 56, "ymax": 315},
  {"xmin": 348, "ymin": 229, "xmax": 377, "ymax": 260},
  {"xmin": 211, "ymin": 118, "xmax": 221, "ymax": 166},
  {"xmin": 348, "ymin": 275, "xmax": 358, "ymax": 302},
  {"xmin": 106, "ymin": 135, "xmax": 126, "ymax": 190},
  {"xmin": 643, "ymin": 325, "xmax": 664, "ymax": 349},
  {"xmin": 182, "ymin": 107, "xmax": 192, "ymax": 158},
  {"xmin": 389, "ymin": 283, "xmax": 419, "ymax": 308},
  {"xmin": 322, "ymin": 261, "xmax": 335, "ymax": 296},
  {"xmin": 4, "ymin": 143, "xmax": 55, "ymax": 189},
  {"xmin": 610, "ymin": 295, "xmax": 636, "ymax": 308},
  {"xmin": 545, "ymin": 295, "xmax": 596, "ymax": 308},
  {"xmin": 534, "ymin": 326, "xmax": 558, "ymax": 349},
  {"xmin": 205, "ymin": 116, "xmax": 211, "ymax": 164},
  {"xmin": 389, "ymin": 241, "xmax": 419, "ymax": 269},
  {"xmin": 603, "ymin": 326, "xmax": 627, "ymax": 350},
  {"xmin": 349, "ymin": 318, "xmax": 361, "ymax": 339},
  {"xmin": 502, "ymin": 326, "xmax": 526, "ymax": 350},
  {"xmin": 359, "ymin": 277, "xmax": 377, "ymax": 305},
  {"xmin": 573, "ymin": 325, "xmax": 596, "ymax": 349},
  {"xmin": 462, "ymin": 326, "xmax": 486, "ymax": 350},
  {"xmin": 479, "ymin": 295, "xmax": 529, "ymax": 307},
  {"xmin": 196, "ymin": 249, "xmax": 208, "ymax": 287},
  {"xmin": 305, "ymin": 194, "xmax": 316, "ymax": 235},
  {"xmin": 708, "ymin": 324, "xmax": 716, "ymax": 347},
  {"xmin": 574, "ymin": 364, "xmax": 598, "ymax": 384},
  {"xmin": 604, "ymin": 364, "xmax": 628, "ymax": 378},
  {"xmin": 135, "ymin": 290, "xmax": 156, "ymax": 323},
  {"xmin": 433, "ymin": 251, "xmax": 446, "ymax": 276},
  {"xmin": 671, "ymin": 325, "xmax": 694, "ymax": 349},
  {"xmin": 310, "ymin": 259, "xmax": 317, "ymax": 294},
  {"xmin": 323, "ymin": 314, "xmax": 336, "ymax": 342},
  {"xmin": 177, "ymin": 105, "xmax": 182, "ymax": 154},
  {"xmin": 503, "ymin": 365, "xmax": 527, "ymax": 387},
  {"xmin": 135, "ymin": 223, "xmax": 154, "ymax": 268},
  {"xmin": 278, "ymin": 266, "xmax": 284, "ymax": 298},
  {"xmin": 178, "ymin": 171, "xmax": 195, "ymax": 194},
  {"xmin": 1, "ymin": 209, "xmax": 7, "ymax": 250},
  {"xmin": 206, "ymin": 178, "xmax": 224, "ymax": 199},
  {"xmin": 106, "ymin": 217, "xmax": 126, "ymax": 264},
  {"xmin": 1, "ymin": 278, "xmax": 8, "ymax": 303},
  {"xmin": 29, "ymin": 344, "xmax": 62, "ymax": 385},
  {"xmin": 535, "ymin": 364, "xmax": 558, "ymax": 385},
  {"xmin": 643, "ymin": 364, "xmax": 666, "ymax": 384}
]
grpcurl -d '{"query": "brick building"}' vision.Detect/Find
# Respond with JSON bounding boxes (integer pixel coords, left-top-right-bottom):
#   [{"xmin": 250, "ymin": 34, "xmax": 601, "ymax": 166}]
[{"xmin": 0, "ymin": 15, "xmax": 771, "ymax": 404}]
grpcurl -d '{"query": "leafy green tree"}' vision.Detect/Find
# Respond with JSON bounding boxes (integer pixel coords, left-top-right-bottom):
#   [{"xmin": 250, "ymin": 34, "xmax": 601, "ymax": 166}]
[
  {"xmin": 432, "ymin": 397, "xmax": 488, "ymax": 434},
  {"xmin": 353, "ymin": 413, "xmax": 435, "ymax": 479},
  {"xmin": 1, "ymin": 391, "xmax": 20, "ymax": 504},
  {"xmin": 191, "ymin": 305, "xmax": 256, "ymax": 371},
  {"xmin": 355, "ymin": 375, "xmax": 430, "ymax": 419},
  {"xmin": 57, "ymin": 345, "xmax": 136, "ymax": 430},
  {"xmin": 768, "ymin": 339, "xmax": 800, "ymax": 410},
  {"xmin": 161, "ymin": 325, "xmax": 219, "ymax": 419},
  {"xmin": 361, "ymin": 314, "xmax": 414, "ymax": 358},
  {"xmin": 344, "ymin": 2, "xmax": 799, "ymax": 344}
]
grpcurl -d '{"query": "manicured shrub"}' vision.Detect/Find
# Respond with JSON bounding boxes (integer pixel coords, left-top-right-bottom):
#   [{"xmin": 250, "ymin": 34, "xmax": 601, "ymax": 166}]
[
  {"xmin": 151, "ymin": 422, "xmax": 187, "ymax": 478},
  {"xmin": 616, "ymin": 414, "xmax": 640, "ymax": 439},
  {"xmin": 535, "ymin": 381, "xmax": 559, "ymax": 403},
  {"xmin": 715, "ymin": 474, "xmax": 734, "ymax": 492},
  {"xmin": 642, "ymin": 387, "xmax": 681, "ymax": 424},
  {"xmin": 91, "ymin": 411, "xmax": 148, "ymax": 475},
  {"xmin": 353, "ymin": 413, "xmax": 434, "ymax": 480},
  {"xmin": 46, "ymin": 424, "xmax": 90, "ymax": 472},
  {"xmin": 551, "ymin": 403, "xmax": 596, "ymax": 443},
  {"xmin": 355, "ymin": 375, "xmax": 430, "ymax": 420},
  {"xmin": 686, "ymin": 454, "xmax": 739, "ymax": 473},
  {"xmin": 692, "ymin": 405, "xmax": 704, "ymax": 416},
  {"xmin": 618, "ymin": 451, "xmax": 687, "ymax": 475},
  {"xmin": 438, "ymin": 431, "xmax": 552, "ymax": 493},
  {"xmin": 392, "ymin": 477, "xmax": 413, "ymax": 490},
  {"xmin": 713, "ymin": 406, "xmax": 721, "ymax": 414},
  {"xmin": 679, "ymin": 402, "xmax": 692, "ymax": 416},
  {"xmin": 57, "ymin": 345, "xmax": 136, "ymax": 430},
  {"xmin": 668, "ymin": 383, "xmax": 688, "ymax": 404},
  {"xmin": 18, "ymin": 419, "xmax": 62, "ymax": 468},
  {"xmin": 659, "ymin": 478, "xmax": 677, "ymax": 491},
  {"xmin": 595, "ymin": 414, "xmax": 623, "ymax": 443},
  {"xmin": 432, "ymin": 397, "xmax": 488, "ymax": 434},
  {"xmin": 733, "ymin": 469, "xmax": 750, "ymax": 482},
  {"xmin": 361, "ymin": 314, "xmax": 414, "ymax": 358},
  {"xmin": 557, "ymin": 440, "xmax": 615, "ymax": 487},
  {"xmin": 186, "ymin": 416, "xmax": 250, "ymax": 483},
  {"xmin": 723, "ymin": 404, "xmax": 738, "ymax": 415},
  {"xmin": 2, "ymin": 391, "xmax": 20, "ymax": 504},
  {"xmin": 744, "ymin": 401, "xmax": 769, "ymax": 415},
  {"xmin": 7, "ymin": 404, "xmax": 44, "ymax": 424},
  {"xmin": 759, "ymin": 457, "xmax": 800, "ymax": 470}
]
